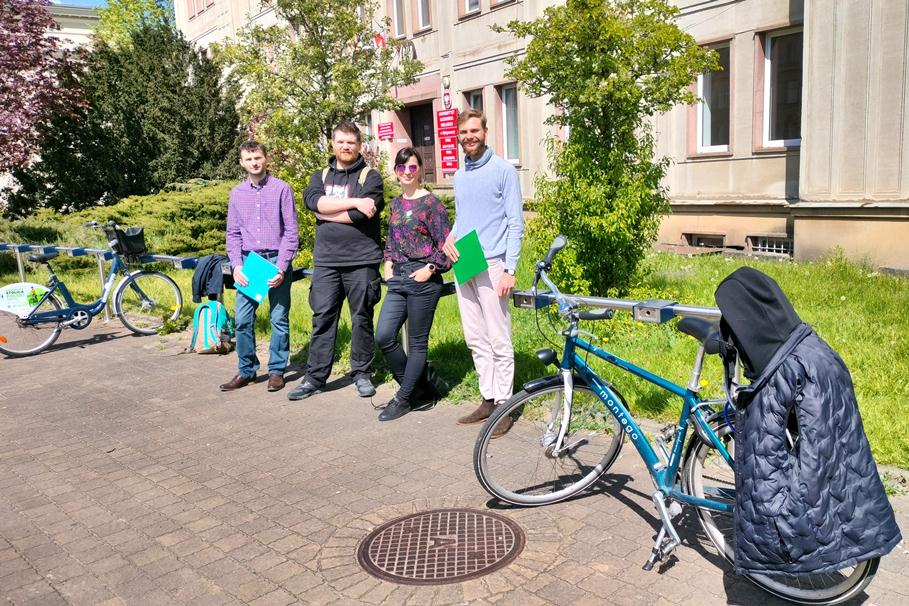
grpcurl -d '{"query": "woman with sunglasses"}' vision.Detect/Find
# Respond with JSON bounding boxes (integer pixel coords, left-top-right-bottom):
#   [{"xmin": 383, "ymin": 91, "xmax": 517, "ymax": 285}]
[{"xmin": 375, "ymin": 147, "xmax": 452, "ymax": 421}]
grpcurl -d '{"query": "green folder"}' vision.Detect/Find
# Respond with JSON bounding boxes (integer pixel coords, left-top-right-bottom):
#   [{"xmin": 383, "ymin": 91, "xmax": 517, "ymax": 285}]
[{"xmin": 452, "ymin": 230, "xmax": 489, "ymax": 285}]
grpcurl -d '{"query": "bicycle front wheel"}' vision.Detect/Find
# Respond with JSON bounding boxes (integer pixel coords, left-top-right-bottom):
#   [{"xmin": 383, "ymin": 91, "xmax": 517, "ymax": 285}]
[
  {"xmin": 0, "ymin": 296, "xmax": 63, "ymax": 356},
  {"xmin": 114, "ymin": 271, "xmax": 182, "ymax": 335},
  {"xmin": 474, "ymin": 383, "xmax": 624, "ymax": 506},
  {"xmin": 682, "ymin": 421, "xmax": 878, "ymax": 605}
]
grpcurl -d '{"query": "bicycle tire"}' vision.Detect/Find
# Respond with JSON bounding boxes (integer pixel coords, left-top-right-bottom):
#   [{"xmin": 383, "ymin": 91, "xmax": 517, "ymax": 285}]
[
  {"xmin": 0, "ymin": 295, "xmax": 63, "ymax": 356},
  {"xmin": 682, "ymin": 421, "xmax": 878, "ymax": 605},
  {"xmin": 474, "ymin": 383, "xmax": 624, "ymax": 506},
  {"xmin": 114, "ymin": 271, "xmax": 182, "ymax": 335}
]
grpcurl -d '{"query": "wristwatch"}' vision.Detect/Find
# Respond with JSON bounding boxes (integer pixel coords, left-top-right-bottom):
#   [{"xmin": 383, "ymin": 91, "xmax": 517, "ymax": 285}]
[
  {"xmin": 504, "ymin": 268, "xmax": 516, "ymax": 276},
  {"xmin": 426, "ymin": 263, "xmax": 437, "ymax": 274}
]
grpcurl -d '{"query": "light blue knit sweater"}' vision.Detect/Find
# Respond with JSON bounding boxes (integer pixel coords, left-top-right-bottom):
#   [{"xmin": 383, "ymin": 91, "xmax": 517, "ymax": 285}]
[{"xmin": 451, "ymin": 147, "xmax": 524, "ymax": 271}]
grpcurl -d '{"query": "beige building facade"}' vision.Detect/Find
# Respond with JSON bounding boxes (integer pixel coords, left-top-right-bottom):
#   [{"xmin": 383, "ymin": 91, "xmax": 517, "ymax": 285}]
[
  {"xmin": 47, "ymin": 4, "xmax": 100, "ymax": 49},
  {"xmin": 175, "ymin": 1, "xmax": 909, "ymax": 271},
  {"xmin": 174, "ymin": 0, "xmax": 279, "ymax": 47}
]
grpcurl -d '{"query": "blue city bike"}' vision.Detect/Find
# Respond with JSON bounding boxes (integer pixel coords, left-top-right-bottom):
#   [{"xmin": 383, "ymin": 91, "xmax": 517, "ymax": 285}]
[
  {"xmin": 472, "ymin": 236, "xmax": 878, "ymax": 605},
  {"xmin": 0, "ymin": 222, "xmax": 182, "ymax": 357}
]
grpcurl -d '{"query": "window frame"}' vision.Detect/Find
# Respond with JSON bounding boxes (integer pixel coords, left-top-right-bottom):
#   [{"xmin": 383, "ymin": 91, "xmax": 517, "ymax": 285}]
[
  {"xmin": 465, "ymin": 89, "xmax": 484, "ymax": 112},
  {"xmin": 465, "ymin": 0, "xmax": 480, "ymax": 14},
  {"xmin": 392, "ymin": 0, "xmax": 407, "ymax": 38},
  {"xmin": 696, "ymin": 42, "xmax": 732, "ymax": 154},
  {"xmin": 761, "ymin": 27, "xmax": 803, "ymax": 149},
  {"xmin": 416, "ymin": 0, "xmax": 431, "ymax": 31},
  {"xmin": 499, "ymin": 84, "xmax": 520, "ymax": 164}
]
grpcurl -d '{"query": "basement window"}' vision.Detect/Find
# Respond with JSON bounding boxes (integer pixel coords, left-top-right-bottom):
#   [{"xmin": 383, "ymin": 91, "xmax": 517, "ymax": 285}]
[
  {"xmin": 749, "ymin": 235, "xmax": 793, "ymax": 256},
  {"xmin": 685, "ymin": 233, "xmax": 726, "ymax": 249}
]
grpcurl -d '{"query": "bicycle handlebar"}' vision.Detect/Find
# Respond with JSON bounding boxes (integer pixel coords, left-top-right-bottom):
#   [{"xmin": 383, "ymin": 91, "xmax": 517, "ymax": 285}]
[{"xmin": 528, "ymin": 235, "xmax": 721, "ymax": 323}]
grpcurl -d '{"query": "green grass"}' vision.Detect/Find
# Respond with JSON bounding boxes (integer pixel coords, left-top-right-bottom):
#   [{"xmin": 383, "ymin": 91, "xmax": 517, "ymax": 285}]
[{"xmin": 4, "ymin": 247, "xmax": 907, "ymax": 468}]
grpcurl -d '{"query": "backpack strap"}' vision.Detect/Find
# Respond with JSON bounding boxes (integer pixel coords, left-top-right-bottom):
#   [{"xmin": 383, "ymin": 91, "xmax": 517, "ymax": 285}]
[
  {"xmin": 322, "ymin": 166, "xmax": 373, "ymax": 188},
  {"xmin": 358, "ymin": 167, "xmax": 374, "ymax": 186},
  {"xmin": 188, "ymin": 304, "xmax": 200, "ymax": 350}
]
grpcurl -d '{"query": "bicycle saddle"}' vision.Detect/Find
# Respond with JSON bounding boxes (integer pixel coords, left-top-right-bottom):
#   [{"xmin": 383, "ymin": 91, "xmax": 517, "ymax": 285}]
[
  {"xmin": 677, "ymin": 317, "xmax": 721, "ymax": 355},
  {"xmin": 28, "ymin": 252, "xmax": 59, "ymax": 263}
]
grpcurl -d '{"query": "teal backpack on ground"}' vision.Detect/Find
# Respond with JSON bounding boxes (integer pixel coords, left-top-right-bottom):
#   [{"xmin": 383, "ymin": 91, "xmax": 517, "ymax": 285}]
[{"xmin": 190, "ymin": 301, "xmax": 234, "ymax": 354}]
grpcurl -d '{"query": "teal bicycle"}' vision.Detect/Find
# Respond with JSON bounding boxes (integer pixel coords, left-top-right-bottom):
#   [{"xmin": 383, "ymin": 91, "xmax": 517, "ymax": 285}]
[
  {"xmin": 473, "ymin": 236, "xmax": 877, "ymax": 604},
  {"xmin": 0, "ymin": 221, "xmax": 182, "ymax": 357}
]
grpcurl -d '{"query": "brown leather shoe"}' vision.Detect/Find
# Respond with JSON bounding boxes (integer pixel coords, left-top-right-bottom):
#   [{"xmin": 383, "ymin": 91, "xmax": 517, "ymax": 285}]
[
  {"xmin": 267, "ymin": 374, "xmax": 285, "ymax": 392},
  {"xmin": 220, "ymin": 374, "xmax": 254, "ymax": 391},
  {"xmin": 457, "ymin": 399, "xmax": 495, "ymax": 425},
  {"xmin": 491, "ymin": 414, "xmax": 514, "ymax": 439}
]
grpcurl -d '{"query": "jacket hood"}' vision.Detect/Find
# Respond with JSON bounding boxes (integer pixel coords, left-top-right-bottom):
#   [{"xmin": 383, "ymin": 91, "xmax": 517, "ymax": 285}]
[
  {"xmin": 327, "ymin": 154, "xmax": 366, "ymax": 174},
  {"xmin": 714, "ymin": 267, "xmax": 802, "ymax": 379}
]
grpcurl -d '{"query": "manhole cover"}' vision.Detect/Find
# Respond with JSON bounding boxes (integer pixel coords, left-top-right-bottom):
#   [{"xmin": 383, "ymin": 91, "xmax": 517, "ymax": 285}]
[{"xmin": 356, "ymin": 508, "xmax": 525, "ymax": 585}]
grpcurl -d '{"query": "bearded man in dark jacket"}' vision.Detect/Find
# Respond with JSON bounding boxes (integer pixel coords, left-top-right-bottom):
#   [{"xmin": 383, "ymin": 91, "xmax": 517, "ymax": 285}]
[{"xmin": 288, "ymin": 122, "xmax": 384, "ymax": 401}]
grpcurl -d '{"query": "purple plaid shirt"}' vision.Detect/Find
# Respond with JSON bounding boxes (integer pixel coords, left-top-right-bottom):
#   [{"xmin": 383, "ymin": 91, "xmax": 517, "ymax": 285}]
[{"xmin": 226, "ymin": 174, "xmax": 299, "ymax": 272}]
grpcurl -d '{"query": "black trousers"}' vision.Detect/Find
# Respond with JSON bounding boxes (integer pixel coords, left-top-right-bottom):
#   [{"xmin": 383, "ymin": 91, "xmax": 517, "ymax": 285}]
[
  {"xmin": 375, "ymin": 263, "xmax": 443, "ymax": 402},
  {"xmin": 306, "ymin": 264, "xmax": 382, "ymax": 387}
]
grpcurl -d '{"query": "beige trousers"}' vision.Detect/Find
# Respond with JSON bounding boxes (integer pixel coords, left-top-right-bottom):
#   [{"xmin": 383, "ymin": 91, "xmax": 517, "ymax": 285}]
[{"xmin": 454, "ymin": 259, "xmax": 514, "ymax": 402}]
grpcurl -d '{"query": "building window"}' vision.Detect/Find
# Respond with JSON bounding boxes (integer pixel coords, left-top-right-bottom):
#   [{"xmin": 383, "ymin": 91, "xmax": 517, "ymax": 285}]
[
  {"xmin": 465, "ymin": 89, "xmax": 483, "ymax": 112},
  {"xmin": 466, "ymin": 0, "xmax": 480, "ymax": 14},
  {"xmin": 749, "ymin": 235, "xmax": 793, "ymax": 256},
  {"xmin": 417, "ymin": 0, "xmax": 431, "ymax": 30},
  {"xmin": 393, "ymin": 0, "xmax": 406, "ymax": 37},
  {"xmin": 187, "ymin": 0, "xmax": 211, "ymax": 18},
  {"xmin": 697, "ymin": 44, "xmax": 731, "ymax": 153},
  {"xmin": 763, "ymin": 29, "xmax": 802, "ymax": 147},
  {"xmin": 500, "ymin": 84, "xmax": 519, "ymax": 163}
]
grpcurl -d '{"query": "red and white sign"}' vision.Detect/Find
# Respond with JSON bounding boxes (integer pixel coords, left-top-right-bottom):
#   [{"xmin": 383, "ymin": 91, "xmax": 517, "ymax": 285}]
[
  {"xmin": 442, "ymin": 91, "xmax": 452, "ymax": 109},
  {"xmin": 436, "ymin": 109, "xmax": 459, "ymax": 173},
  {"xmin": 377, "ymin": 121, "xmax": 394, "ymax": 141}
]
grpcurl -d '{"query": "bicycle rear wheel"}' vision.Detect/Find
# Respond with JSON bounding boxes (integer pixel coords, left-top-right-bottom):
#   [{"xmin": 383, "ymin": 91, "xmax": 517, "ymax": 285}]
[
  {"xmin": 682, "ymin": 421, "xmax": 878, "ymax": 605},
  {"xmin": 114, "ymin": 271, "xmax": 182, "ymax": 335},
  {"xmin": 0, "ymin": 296, "xmax": 63, "ymax": 356},
  {"xmin": 474, "ymin": 383, "xmax": 624, "ymax": 506}
]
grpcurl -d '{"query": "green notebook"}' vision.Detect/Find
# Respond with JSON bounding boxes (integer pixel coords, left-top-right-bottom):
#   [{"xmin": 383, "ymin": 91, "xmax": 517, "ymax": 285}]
[{"xmin": 452, "ymin": 230, "xmax": 489, "ymax": 285}]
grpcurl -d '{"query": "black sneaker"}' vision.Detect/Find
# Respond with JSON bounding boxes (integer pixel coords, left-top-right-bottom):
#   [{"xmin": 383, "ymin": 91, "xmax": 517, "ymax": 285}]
[
  {"xmin": 287, "ymin": 381, "xmax": 322, "ymax": 401},
  {"xmin": 355, "ymin": 376, "xmax": 376, "ymax": 398},
  {"xmin": 378, "ymin": 397, "xmax": 411, "ymax": 421}
]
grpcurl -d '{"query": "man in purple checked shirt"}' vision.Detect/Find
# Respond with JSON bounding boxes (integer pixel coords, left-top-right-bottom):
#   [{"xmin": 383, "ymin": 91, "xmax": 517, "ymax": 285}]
[{"xmin": 220, "ymin": 141, "xmax": 299, "ymax": 393}]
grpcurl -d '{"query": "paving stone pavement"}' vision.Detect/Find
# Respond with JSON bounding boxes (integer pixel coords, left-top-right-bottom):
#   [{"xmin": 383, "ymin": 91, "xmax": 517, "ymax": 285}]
[{"xmin": 1, "ymin": 325, "xmax": 907, "ymax": 605}]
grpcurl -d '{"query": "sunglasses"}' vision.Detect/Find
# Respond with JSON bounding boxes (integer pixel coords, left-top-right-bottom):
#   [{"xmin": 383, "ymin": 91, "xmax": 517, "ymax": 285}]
[{"xmin": 394, "ymin": 165, "xmax": 420, "ymax": 174}]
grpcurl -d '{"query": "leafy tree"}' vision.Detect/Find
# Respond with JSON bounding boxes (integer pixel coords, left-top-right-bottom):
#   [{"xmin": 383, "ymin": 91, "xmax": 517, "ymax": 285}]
[
  {"xmin": 96, "ymin": 0, "xmax": 173, "ymax": 47},
  {"xmin": 217, "ymin": 0, "xmax": 422, "ymax": 192},
  {"xmin": 5, "ymin": 22, "xmax": 242, "ymax": 217},
  {"xmin": 0, "ymin": 0, "xmax": 83, "ymax": 171},
  {"xmin": 502, "ymin": 0, "xmax": 717, "ymax": 295}
]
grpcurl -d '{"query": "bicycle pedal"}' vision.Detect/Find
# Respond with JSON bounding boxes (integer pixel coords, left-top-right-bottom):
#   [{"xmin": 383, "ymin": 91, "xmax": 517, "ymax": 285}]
[{"xmin": 642, "ymin": 547, "xmax": 662, "ymax": 571}]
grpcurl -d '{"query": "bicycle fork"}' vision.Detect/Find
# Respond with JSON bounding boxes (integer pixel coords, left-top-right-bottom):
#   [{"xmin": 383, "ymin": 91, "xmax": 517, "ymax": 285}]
[{"xmin": 643, "ymin": 491, "xmax": 683, "ymax": 571}]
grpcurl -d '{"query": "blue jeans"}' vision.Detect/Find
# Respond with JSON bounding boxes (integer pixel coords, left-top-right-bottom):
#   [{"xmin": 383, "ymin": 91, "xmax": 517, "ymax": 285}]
[{"xmin": 235, "ymin": 252, "xmax": 292, "ymax": 378}]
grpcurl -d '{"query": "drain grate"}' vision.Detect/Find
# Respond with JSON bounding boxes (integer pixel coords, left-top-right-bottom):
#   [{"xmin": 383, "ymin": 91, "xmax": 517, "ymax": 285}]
[{"xmin": 356, "ymin": 508, "xmax": 525, "ymax": 585}]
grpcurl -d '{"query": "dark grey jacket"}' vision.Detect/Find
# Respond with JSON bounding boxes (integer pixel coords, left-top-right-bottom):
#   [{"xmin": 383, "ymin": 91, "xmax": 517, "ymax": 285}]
[{"xmin": 716, "ymin": 268, "xmax": 901, "ymax": 576}]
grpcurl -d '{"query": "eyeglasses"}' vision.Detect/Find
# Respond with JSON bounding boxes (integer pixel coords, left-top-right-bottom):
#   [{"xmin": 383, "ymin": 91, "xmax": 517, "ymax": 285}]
[{"xmin": 394, "ymin": 165, "xmax": 420, "ymax": 175}]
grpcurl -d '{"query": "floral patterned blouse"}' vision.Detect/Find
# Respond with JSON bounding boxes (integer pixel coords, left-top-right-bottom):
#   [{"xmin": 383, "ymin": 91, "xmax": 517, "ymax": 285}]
[{"xmin": 384, "ymin": 193, "xmax": 452, "ymax": 273}]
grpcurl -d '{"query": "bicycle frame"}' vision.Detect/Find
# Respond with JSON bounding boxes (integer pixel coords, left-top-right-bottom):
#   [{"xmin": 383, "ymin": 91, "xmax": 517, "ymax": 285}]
[
  {"xmin": 23, "ymin": 254, "xmax": 127, "ymax": 325},
  {"xmin": 560, "ymin": 333, "xmax": 734, "ymax": 514}
]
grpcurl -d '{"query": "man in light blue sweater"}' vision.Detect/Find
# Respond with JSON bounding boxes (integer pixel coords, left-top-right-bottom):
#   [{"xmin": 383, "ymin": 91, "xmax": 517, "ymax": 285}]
[{"xmin": 442, "ymin": 109, "xmax": 524, "ymax": 431}]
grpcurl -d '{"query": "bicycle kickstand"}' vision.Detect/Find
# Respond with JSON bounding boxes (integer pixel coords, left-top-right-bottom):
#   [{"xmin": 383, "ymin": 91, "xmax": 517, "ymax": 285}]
[{"xmin": 642, "ymin": 491, "xmax": 683, "ymax": 571}]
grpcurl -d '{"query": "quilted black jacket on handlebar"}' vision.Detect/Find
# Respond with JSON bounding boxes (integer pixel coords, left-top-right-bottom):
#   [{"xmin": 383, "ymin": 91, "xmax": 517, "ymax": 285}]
[{"xmin": 715, "ymin": 267, "xmax": 901, "ymax": 576}]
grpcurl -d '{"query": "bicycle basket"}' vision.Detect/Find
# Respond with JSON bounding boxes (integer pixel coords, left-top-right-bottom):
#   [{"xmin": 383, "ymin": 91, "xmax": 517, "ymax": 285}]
[{"xmin": 104, "ymin": 226, "xmax": 147, "ymax": 257}]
